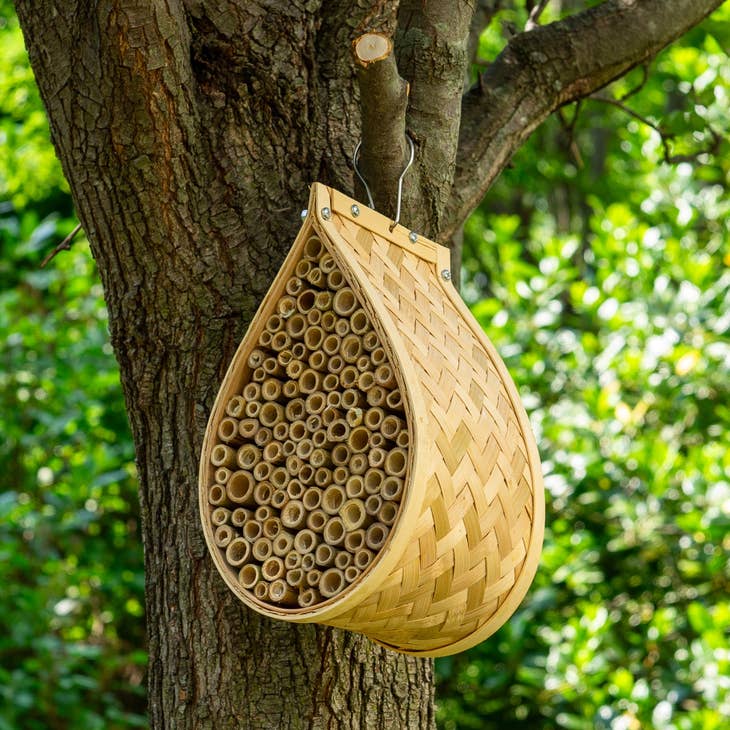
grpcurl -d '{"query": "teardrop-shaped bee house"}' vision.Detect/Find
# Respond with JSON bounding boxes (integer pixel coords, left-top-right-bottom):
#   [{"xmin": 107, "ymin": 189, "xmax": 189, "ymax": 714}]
[{"xmin": 199, "ymin": 183, "xmax": 544, "ymax": 656}]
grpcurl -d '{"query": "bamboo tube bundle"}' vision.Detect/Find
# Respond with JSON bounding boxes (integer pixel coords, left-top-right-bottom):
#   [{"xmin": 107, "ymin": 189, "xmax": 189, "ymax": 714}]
[{"xmin": 200, "ymin": 183, "xmax": 543, "ymax": 655}]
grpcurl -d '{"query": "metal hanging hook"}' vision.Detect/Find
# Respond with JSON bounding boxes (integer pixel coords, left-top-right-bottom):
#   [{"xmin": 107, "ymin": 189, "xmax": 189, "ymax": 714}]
[{"xmin": 352, "ymin": 134, "xmax": 415, "ymax": 230}]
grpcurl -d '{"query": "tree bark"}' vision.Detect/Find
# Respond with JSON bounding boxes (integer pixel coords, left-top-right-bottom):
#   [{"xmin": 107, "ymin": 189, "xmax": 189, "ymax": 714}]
[{"xmin": 12, "ymin": 0, "xmax": 724, "ymax": 727}]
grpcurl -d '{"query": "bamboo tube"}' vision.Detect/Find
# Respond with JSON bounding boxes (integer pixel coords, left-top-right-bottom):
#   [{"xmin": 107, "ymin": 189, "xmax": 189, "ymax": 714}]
[
  {"xmin": 321, "ymin": 334, "xmax": 340, "ymax": 357},
  {"xmin": 319, "ymin": 253, "xmax": 336, "ymax": 273},
  {"xmin": 326, "ymin": 392, "xmax": 342, "ymax": 409},
  {"xmin": 301, "ymin": 553, "xmax": 316, "ymax": 572},
  {"xmin": 333, "ymin": 466, "xmax": 349, "ymax": 485},
  {"xmin": 326, "ymin": 355, "xmax": 345, "ymax": 374},
  {"xmin": 357, "ymin": 371, "xmax": 375, "ymax": 392},
  {"xmin": 295, "ymin": 439, "xmax": 313, "ymax": 460},
  {"xmin": 319, "ymin": 568, "xmax": 346, "ymax": 598},
  {"xmin": 334, "ymin": 317, "xmax": 350, "ymax": 338},
  {"xmin": 285, "ymin": 400, "xmax": 306, "ymax": 425},
  {"xmin": 227, "ymin": 470, "xmax": 256, "ymax": 505},
  {"xmin": 306, "ymin": 570, "xmax": 322, "ymax": 589},
  {"xmin": 381, "ymin": 476, "xmax": 404, "ymax": 501},
  {"xmin": 339, "ymin": 366, "xmax": 359, "ymax": 389},
  {"xmin": 321, "ymin": 406, "xmax": 341, "ymax": 427},
  {"xmin": 261, "ymin": 556, "xmax": 286, "ymax": 582},
  {"xmin": 286, "ymin": 275, "xmax": 305, "ymax": 296},
  {"xmin": 322, "ymin": 373, "xmax": 339, "ymax": 392},
  {"xmin": 298, "ymin": 369, "xmax": 322, "ymax": 395},
  {"xmin": 314, "ymin": 468, "xmax": 333, "ymax": 488},
  {"xmin": 306, "ymin": 307, "xmax": 322, "ymax": 325},
  {"xmin": 289, "ymin": 420, "xmax": 307, "ymax": 443},
  {"xmin": 282, "ymin": 440, "xmax": 297, "ymax": 458},
  {"xmin": 364, "ymin": 468, "xmax": 385, "ymax": 495},
  {"xmin": 303, "ymin": 326, "xmax": 325, "ymax": 354},
  {"xmin": 273, "ymin": 422, "xmax": 289, "ymax": 442},
  {"xmin": 374, "ymin": 363, "xmax": 397, "ymax": 389},
  {"xmin": 370, "ymin": 432, "xmax": 386, "ymax": 449},
  {"xmin": 322, "ymin": 485, "xmax": 346, "ymax": 516},
  {"xmin": 314, "ymin": 291, "xmax": 332, "ymax": 311},
  {"xmin": 262, "ymin": 517, "xmax": 282, "ymax": 540},
  {"xmin": 255, "ymin": 505, "xmax": 275, "ymax": 522},
  {"xmin": 378, "ymin": 501, "xmax": 399, "ymax": 526},
  {"xmin": 217, "ymin": 417, "xmax": 241, "ymax": 444},
  {"xmin": 320, "ymin": 310, "xmax": 337, "ymax": 333},
  {"xmin": 323, "ymin": 517, "xmax": 346, "ymax": 547},
  {"xmin": 356, "ymin": 355, "xmax": 371, "ymax": 373},
  {"xmin": 309, "ymin": 448, "xmax": 331, "ymax": 469},
  {"xmin": 365, "ymin": 494, "xmax": 382, "ymax": 517},
  {"xmin": 285, "ymin": 564, "xmax": 303, "ymax": 584},
  {"xmin": 291, "ymin": 342, "xmax": 307, "ymax": 360},
  {"xmin": 231, "ymin": 507, "xmax": 253, "ymax": 527},
  {"xmin": 211, "ymin": 507, "xmax": 232, "ymax": 526},
  {"xmin": 362, "ymin": 330, "xmax": 379, "ymax": 352},
  {"xmin": 253, "ymin": 428, "xmax": 272, "ymax": 447},
  {"xmin": 366, "ymin": 386, "xmax": 388, "ymax": 408},
  {"xmin": 385, "ymin": 388, "xmax": 403, "ymax": 410},
  {"xmin": 282, "ymin": 380, "xmax": 300, "ymax": 399},
  {"xmin": 270, "ymin": 490, "xmax": 288, "ymax": 511},
  {"xmin": 307, "ymin": 350, "xmax": 327, "ymax": 372},
  {"xmin": 350, "ymin": 308, "xmax": 370, "ymax": 335},
  {"xmin": 365, "ymin": 523, "xmax": 389, "ymax": 551},
  {"xmin": 305, "ymin": 414, "xmax": 321, "ymax": 433},
  {"xmin": 285, "ymin": 454, "xmax": 303, "ymax": 477},
  {"xmin": 326, "ymin": 269, "xmax": 345, "ymax": 290},
  {"xmin": 326, "ymin": 419, "xmax": 349, "ymax": 443},
  {"xmin": 396, "ymin": 429, "xmax": 409, "ymax": 448},
  {"xmin": 380, "ymin": 415, "xmax": 405, "ymax": 441},
  {"xmin": 354, "ymin": 547, "xmax": 374, "ymax": 570},
  {"xmin": 370, "ymin": 347, "xmax": 387, "ymax": 368},
  {"xmin": 298, "ymin": 588, "xmax": 321, "ymax": 608},
  {"xmin": 315, "ymin": 543, "xmax": 336, "ymax": 568},
  {"xmin": 296, "ymin": 289, "xmax": 316, "ymax": 313},
  {"xmin": 261, "ymin": 378, "xmax": 283, "ymax": 402},
  {"xmin": 253, "ymin": 461, "xmax": 272, "ymax": 482},
  {"xmin": 211, "ymin": 444, "xmax": 237, "ymax": 468},
  {"xmin": 273, "ymin": 532, "xmax": 295, "ymax": 557},
  {"xmin": 238, "ymin": 418, "xmax": 259, "ymax": 440},
  {"xmin": 293, "ymin": 529, "xmax": 319, "ymax": 554},
  {"xmin": 214, "ymin": 524, "xmax": 235, "ymax": 548},
  {"xmin": 345, "ymin": 566, "xmax": 361, "ymax": 584},
  {"xmin": 270, "ymin": 467, "xmax": 289, "ymax": 490},
  {"xmin": 262, "ymin": 357, "xmax": 284, "ymax": 377},
  {"xmin": 214, "ymin": 467, "xmax": 232, "ymax": 485},
  {"xmin": 226, "ymin": 537, "xmax": 251, "ymax": 566},
  {"xmin": 307, "ymin": 267, "xmax": 325, "ymax": 288},
  {"xmin": 258, "ymin": 330, "xmax": 273, "ymax": 348},
  {"xmin": 252, "ymin": 537, "xmax": 274, "ymax": 562},
  {"xmin": 285, "ymin": 551, "xmax": 302, "ymax": 571},
  {"xmin": 344, "ymin": 529, "xmax": 366, "ymax": 554},
  {"xmin": 281, "ymin": 500, "xmax": 306, "ymax": 530},
  {"xmin": 253, "ymin": 581, "xmax": 269, "ymax": 601},
  {"xmin": 384, "ymin": 447, "xmax": 407, "ymax": 477},
  {"xmin": 334, "ymin": 550, "xmax": 352, "ymax": 570},
  {"xmin": 345, "ymin": 475, "xmax": 366, "ymax": 499},
  {"xmin": 347, "ymin": 426, "xmax": 370, "ymax": 453},
  {"xmin": 226, "ymin": 395, "xmax": 247, "ymax": 418},
  {"xmin": 245, "ymin": 398, "xmax": 262, "ymax": 417},
  {"xmin": 305, "ymin": 392, "xmax": 326, "ymax": 415},
  {"xmin": 341, "ymin": 389, "xmax": 365, "ymax": 409},
  {"xmin": 247, "ymin": 349, "xmax": 267, "ymax": 369},
  {"xmin": 238, "ymin": 563, "xmax": 260, "ymax": 590},
  {"xmin": 303, "ymin": 235, "xmax": 324, "ymax": 259},
  {"xmin": 286, "ymin": 359, "xmax": 305, "ymax": 380},
  {"xmin": 251, "ymin": 367, "xmax": 267, "ymax": 385},
  {"xmin": 364, "ymin": 407, "xmax": 385, "ymax": 430},
  {"xmin": 299, "ymin": 464, "xmax": 315, "ymax": 485},
  {"xmin": 262, "ymin": 441, "xmax": 285, "ymax": 464},
  {"xmin": 271, "ymin": 331, "xmax": 291, "ymax": 352},
  {"xmin": 295, "ymin": 259, "xmax": 313, "ymax": 279},
  {"xmin": 302, "ymin": 487, "xmax": 322, "ymax": 511},
  {"xmin": 332, "ymin": 287, "xmax": 358, "ymax": 317},
  {"xmin": 349, "ymin": 453, "xmax": 368, "ymax": 475},
  {"xmin": 341, "ymin": 334, "xmax": 362, "ymax": 363},
  {"xmin": 311, "ymin": 429, "xmax": 328, "ymax": 448},
  {"xmin": 259, "ymin": 402, "xmax": 284, "ymax": 428},
  {"xmin": 340, "ymin": 498, "xmax": 370, "ymax": 531},
  {"xmin": 208, "ymin": 484, "xmax": 229, "ymax": 506},
  {"xmin": 269, "ymin": 579, "xmax": 298, "ymax": 605},
  {"xmin": 265, "ymin": 313, "xmax": 284, "ymax": 333},
  {"xmin": 243, "ymin": 520, "xmax": 263, "ymax": 543},
  {"xmin": 277, "ymin": 295, "xmax": 297, "ymax": 319}
]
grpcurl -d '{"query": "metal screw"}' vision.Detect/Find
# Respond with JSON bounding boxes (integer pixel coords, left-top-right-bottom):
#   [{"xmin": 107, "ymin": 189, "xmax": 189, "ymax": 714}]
[
  {"xmin": 300, "ymin": 209, "xmax": 308, "ymax": 219},
  {"xmin": 351, "ymin": 204, "xmax": 360, "ymax": 217},
  {"xmin": 321, "ymin": 207, "xmax": 331, "ymax": 220},
  {"xmin": 409, "ymin": 231, "xmax": 418, "ymax": 243},
  {"xmin": 441, "ymin": 269, "xmax": 452, "ymax": 281}
]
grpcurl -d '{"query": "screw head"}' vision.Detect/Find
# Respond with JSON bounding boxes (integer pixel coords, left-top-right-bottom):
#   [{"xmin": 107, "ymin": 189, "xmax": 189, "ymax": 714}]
[
  {"xmin": 408, "ymin": 231, "xmax": 418, "ymax": 243},
  {"xmin": 441, "ymin": 269, "xmax": 452, "ymax": 281},
  {"xmin": 321, "ymin": 207, "xmax": 331, "ymax": 220},
  {"xmin": 351, "ymin": 204, "xmax": 360, "ymax": 217},
  {"xmin": 300, "ymin": 209, "xmax": 308, "ymax": 219}
]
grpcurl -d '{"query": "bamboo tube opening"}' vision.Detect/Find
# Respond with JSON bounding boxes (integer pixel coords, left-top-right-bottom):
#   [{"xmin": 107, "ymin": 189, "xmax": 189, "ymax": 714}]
[
  {"xmin": 370, "ymin": 432, "xmax": 386, "ymax": 449},
  {"xmin": 289, "ymin": 420, "xmax": 307, "ymax": 442},
  {"xmin": 231, "ymin": 507, "xmax": 252, "ymax": 527},
  {"xmin": 350, "ymin": 308, "xmax": 370, "ymax": 334},
  {"xmin": 335, "ymin": 551, "xmax": 352, "ymax": 570},
  {"xmin": 314, "ymin": 468, "xmax": 333, "ymax": 488},
  {"xmin": 270, "ymin": 490, "xmax": 288, "ymax": 511},
  {"xmin": 365, "ymin": 495, "xmax": 382, "ymax": 517},
  {"xmin": 310, "ymin": 448, "xmax": 331, "ymax": 469},
  {"xmin": 227, "ymin": 470, "xmax": 256, "ymax": 505},
  {"xmin": 303, "ymin": 326, "xmax": 324, "ymax": 352},
  {"xmin": 296, "ymin": 289, "xmax": 316, "ymax": 313},
  {"xmin": 326, "ymin": 269, "xmax": 345, "ymax": 290},
  {"xmin": 303, "ymin": 235, "xmax": 324, "ymax": 259},
  {"xmin": 243, "ymin": 521, "xmax": 262, "ymax": 543},
  {"xmin": 349, "ymin": 453, "xmax": 368, "ymax": 475},
  {"xmin": 381, "ymin": 476, "xmax": 404, "ymax": 501},
  {"xmin": 251, "ymin": 368, "xmax": 267, "ymax": 385},
  {"xmin": 217, "ymin": 417, "xmax": 241, "ymax": 444},
  {"xmin": 344, "ymin": 566, "xmax": 361, "ymax": 584},
  {"xmin": 211, "ymin": 444, "xmax": 237, "ymax": 468},
  {"xmin": 253, "ymin": 581, "xmax": 269, "ymax": 601},
  {"xmin": 366, "ymin": 386, "xmax": 387, "ymax": 407},
  {"xmin": 259, "ymin": 402, "xmax": 284, "ymax": 428},
  {"xmin": 299, "ymin": 464, "xmax": 315, "ymax": 485},
  {"xmin": 368, "ymin": 448, "xmax": 387, "ymax": 469},
  {"xmin": 311, "ymin": 429, "xmax": 328, "ymax": 448},
  {"xmin": 261, "ymin": 378, "xmax": 283, "ymax": 402},
  {"xmin": 341, "ymin": 389, "xmax": 364, "ymax": 409},
  {"xmin": 326, "ymin": 419, "xmax": 349, "ymax": 443},
  {"xmin": 320, "ymin": 374, "xmax": 338, "ymax": 392},
  {"xmin": 253, "ymin": 482, "xmax": 273, "ymax": 505},
  {"xmin": 297, "ymin": 588, "xmax": 321, "ymax": 608},
  {"xmin": 326, "ymin": 392, "xmax": 342, "ymax": 410},
  {"xmin": 385, "ymin": 389, "xmax": 403, "ymax": 411},
  {"xmin": 357, "ymin": 372, "xmax": 375, "ymax": 392},
  {"xmin": 282, "ymin": 441, "xmax": 297, "ymax": 459},
  {"xmin": 282, "ymin": 380, "xmax": 299, "ymax": 399},
  {"xmin": 263, "ymin": 358, "xmax": 284, "ymax": 377},
  {"xmin": 295, "ymin": 259, "xmax": 312, "ymax": 279},
  {"xmin": 226, "ymin": 395, "xmax": 247, "ymax": 418},
  {"xmin": 306, "ymin": 509, "xmax": 327, "ymax": 533},
  {"xmin": 284, "ymin": 550, "xmax": 301, "ymax": 570},
  {"xmin": 252, "ymin": 537, "xmax": 274, "ymax": 562},
  {"xmin": 253, "ymin": 461, "xmax": 272, "ymax": 482},
  {"xmin": 334, "ymin": 317, "xmax": 350, "ymax": 337},
  {"xmin": 302, "ymin": 487, "xmax": 322, "ymax": 511},
  {"xmin": 214, "ymin": 524, "xmax": 234, "ymax": 548},
  {"xmin": 319, "ymin": 253, "xmax": 336, "ymax": 273},
  {"xmin": 374, "ymin": 364, "xmax": 397, "ymax": 389},
  {"xmin": 245, "ymin": 398, "xmax": 262, "ymax": 417},
  {"xmin": 356, "ymin": 355, "xmax": 371, "ymax": 373},
  {"xmin": 214, "ymin": 467, "xmax": 232, "ymax": 485},
  {"xmin": 269, "ymin": 579, "xmax": 297, "ymax": 605},
  {"xmin": 238, "ymin": 564, "xmax": 260, "ymax": 590},
  {"xmin": 272, "ymin": 422, "xmax": 289, "ymax": 442},
  {"xmin": 226, "ymin": 537, "xmax": 251, "ymax": 566},
  {"xmin": 294, "ymin": 529, "xmax": 318, "ymax": 554},
  {"xmin": 305, "ymin": 414, "xmax": 321, "ymax": 433},
  {"xmin": 364, "ymin": 407, "xmax": 384, "ymax": 431},
  {"xmin": 277, "ymin": 295, "xmax": 297, "ymax": 318},
  {"xmin": 295, "ymin": 439, "xmax": 313, "ymax": 460},
  {"xmin": 326, "ymin": 355, "xmax": 345, "ymax": 374},
  {"xmin": 384, "ymin": 447, "xmax": 407, "ymax": 477},
  {"xmin": 340, "ymin": 499, "xmax": 369, "ymax": 531},
  {"xmin": 285, "ymin": 276, "xmax": 304, "ymax": 296},
  {"xmin": 262, "ymin": 442, "xmax": 284, "ymax": 465},
  {"xmin": 314, "ymin": 291, "xmax": 332, "ymax": 310},
  {"xmin": 362, "ymin": 330, "xmax": 379, "ymax": 351},
  {"xmin": 299, "ymin": 369, "xmax": 321, "ymax": 394},
  {"xmin": 354, "ymin": 547, "xmax": 374, "ymax": 570},
  {"xmin": 323, "ymin": 517, "xmax": 346, "ymax": 546},
  {"xmin": 341, "ymin": 334, "xmax": 362, "ymax": 363},
  {"xmin": 345, "ymin": 475, "xmax": 366, "ymax": 499},
  {"xmin": 365, "ymin": 523, "xmax": 389, "ymax": 551},
  {"xmin": 239, "ymin": 418, "xmax": 259, "ymax": 439},
  {"xmin": 262, "ymin": 517, "xmax": 282, "ymax": 540},
  {"xmin": 339, "ymin": 366, "xmax": 358, "ymax": 389},
  {"xmin": 370, "ymin": 347, "xmax": 387, "ymax": 367},
  {"xmin": 208, "ymin": 484, "xmax": 228, "ymax": 506},
  {"xmin": 286, "ymin": 359, "xmax": 305, "ymax": 380},
  {"xmin": 271, "ymin": 331, "xmax": 291, "ymax": 352},
  {"xmin": 270, "ymin": 467, "xmax": 289, "ymax": 489},
  {"xmin": 286, "ymin": 567, "xmax": 304, "ymax": 587},
  {"xmin": 315, "ymin": 543, "xmax": 336, "ymax": 568},
  {"xmin": 281, "ymin": 500, "xmax": 306, "ymax": 529},
  {"xmin": 291, "ymin": 342, "xmax": 307, "ymax": 360},
  {"xmin": 344, "ymin": 529, "xmax": 366, "ymax": 554},
  {"xmin": 322, "ymin": 485, "xmax": 346, "ymax": 515},
  {"xmin": 321, "ymin": 406, "xmax": 341, "ymax": 426},
  {"xmin": 306, "ymin": 570, "xmax": 322, "ymax": 588},
  {"xmin": 396, "ymin": 429, "xmax": 409, "ymax": 448},
  {"xmin": 380, "ymin": 415, "xmax": 403, "ymax": 440},
  {"xmin": 333, "ymin": 466, "xmax": 349, "ymax": 485},
  {"xmin": 306, "ymin": 307, "xmax": 322, "ymax": 325},
  {"xmin": 255, "ymin": 506, "xmax": 275, "ymax": 523},
  {"xmin": 247, "ymin": 349, "xmax": 266, "ymax": 369},
  {"xmin": 301, "ymin": 553, "xmax": 316, "ymax": 572},
  {"xmin": 320, "ymin": 568, "xmax": 346, "ymax": 598},
  {"xmin": 265, "ymin": 314, "xmax": 284, "ymax": 333},
  {"xmin": 262, "ymin": 556, "xmax": 285, "ymax": 581},
  {"xmin": 348, "ymin": 426, "xmax": 370, "ymax": 453},
  {"xmin": 253, "ymin": 428, "xmax": 272, "ymax": 447},
  {"xmin": 332, "ymin": 287, "xmax": 358, "ymax": 316},
  {"xmin": 308, "ymin": 268, "xmax": 325, "ymax": 288},
  {"xmin": 305, "ymin": 392, "xmax": 326, "ymax": 414},
  {"xmin": 379, "ymin": 501, "xmax": 398, "ymax": 526},
  {"xmin": 364, "ymin": 468, "xmax": 385, "ymax": 495},
  {"xmin": 259, "ymin": 331, "xmax": 273, "ymax": 348},
  {"xmin": 273, "ymin": 531, "xmax": 294, "ymax": 556},
  {"xmin": 322, "ymin": 334, "xmax": 341, "ymax": 357},
  {"xmin": 307, "ymin": 351, "xmax": 327, "ymax": 373}
]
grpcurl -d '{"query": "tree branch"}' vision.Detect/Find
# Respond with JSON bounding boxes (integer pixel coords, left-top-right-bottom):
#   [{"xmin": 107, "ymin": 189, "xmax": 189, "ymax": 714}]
[
  {"xmin": 40, "ymin": 222, "xmax": 83, "ymax": 268},
  {"xmin": 446, "ymin": 0, "xmax": 725, "ymax": 239}
]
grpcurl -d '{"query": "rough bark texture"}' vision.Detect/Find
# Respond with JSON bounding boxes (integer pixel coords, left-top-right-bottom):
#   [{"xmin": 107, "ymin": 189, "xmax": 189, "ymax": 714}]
[{"xmin": 12, "ymin": 0, "xmax": 724, "ymax": 727}]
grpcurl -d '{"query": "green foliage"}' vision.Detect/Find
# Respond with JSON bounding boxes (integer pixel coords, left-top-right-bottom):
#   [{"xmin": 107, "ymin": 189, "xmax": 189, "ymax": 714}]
[
  {"xmin": 438, "ymin": 7, "xmax": 730, "ymax": 730},
  {"xmin": 0, "ymin": 4, "xmax": 146, "ymax": 728}
]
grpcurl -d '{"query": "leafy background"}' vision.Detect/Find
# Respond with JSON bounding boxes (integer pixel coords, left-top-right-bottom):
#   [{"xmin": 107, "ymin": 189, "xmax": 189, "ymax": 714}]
[{"xmin": 1, "ymin": 1, "xmax": 728, "ymax": 728}]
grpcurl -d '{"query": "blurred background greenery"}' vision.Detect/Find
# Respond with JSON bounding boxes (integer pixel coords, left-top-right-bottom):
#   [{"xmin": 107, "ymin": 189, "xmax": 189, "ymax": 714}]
[{"xmin": 1, "ymin": 1, "xmax": 728, "ymax": 728}]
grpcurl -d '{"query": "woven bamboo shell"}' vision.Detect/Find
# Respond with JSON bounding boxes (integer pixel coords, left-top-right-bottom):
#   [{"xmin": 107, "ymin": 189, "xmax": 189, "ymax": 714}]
[{"xmin": 199, "ymin": 183, "xmax": 544, "ymax": 656}]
